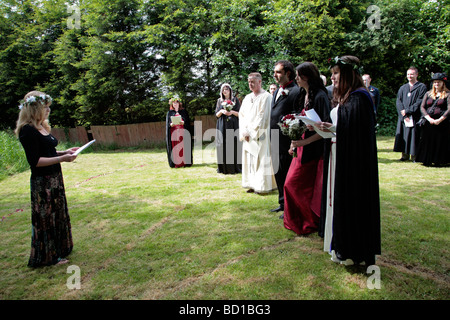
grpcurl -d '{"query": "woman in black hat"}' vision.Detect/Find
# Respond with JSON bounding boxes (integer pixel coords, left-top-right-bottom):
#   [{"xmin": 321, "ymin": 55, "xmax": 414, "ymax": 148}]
[{"xmin": 415, "ymin": 73, "xmax": 450, "ymax": 166}]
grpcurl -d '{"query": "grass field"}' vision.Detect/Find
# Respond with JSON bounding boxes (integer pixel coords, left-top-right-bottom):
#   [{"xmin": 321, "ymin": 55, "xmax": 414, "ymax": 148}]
[{"xmin": 0, "ymin": 136, "xmax": 448, "ymax": 301}]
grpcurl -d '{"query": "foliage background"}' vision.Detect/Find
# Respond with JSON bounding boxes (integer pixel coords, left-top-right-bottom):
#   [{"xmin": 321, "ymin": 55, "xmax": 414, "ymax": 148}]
[{"xmin": 1, "ymin": 0, "xmax": 449, "ymax": 134}]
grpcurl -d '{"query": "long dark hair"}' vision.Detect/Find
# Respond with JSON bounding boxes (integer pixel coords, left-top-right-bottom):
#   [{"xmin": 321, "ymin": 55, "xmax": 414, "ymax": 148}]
[
  {"xmin": 330, "ymin": 55, "xmax": 366, "ymax": 106},
  {"xmin": 296, "ymin": 62, "xmax": 327, "ymax": 110},
  {"xmin": 220, "ymin": 83, "xmax": 234, "ymax": 100}
]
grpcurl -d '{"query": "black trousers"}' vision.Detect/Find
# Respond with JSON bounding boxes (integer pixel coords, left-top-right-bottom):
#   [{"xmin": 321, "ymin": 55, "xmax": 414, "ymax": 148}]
[{"xmin": 274, "ymin": 151, "xmax": 292, "ymax": 209}]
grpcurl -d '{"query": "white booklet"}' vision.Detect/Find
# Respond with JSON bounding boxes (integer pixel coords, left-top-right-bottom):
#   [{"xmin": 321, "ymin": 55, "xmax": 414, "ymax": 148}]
[
  {"xmin": 74, "ymin": 139, "xmax": 96, "ymax": 155},
  {"xmin": 296, "ymin": 109, "xmax": 335, "ymax": 138},
  {"xmin": 171, "ymin": 116, "xmax": 182, "ymax": 125},
  {"xmin": 404, "ymin": 116, "xmax": 414, "ymax": 127}
]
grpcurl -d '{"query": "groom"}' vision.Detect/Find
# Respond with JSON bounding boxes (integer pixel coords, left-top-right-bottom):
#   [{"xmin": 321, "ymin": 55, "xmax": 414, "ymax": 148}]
[{"xmin": 270, "ymin": 60, "xmax": 300, "ymax": 215}]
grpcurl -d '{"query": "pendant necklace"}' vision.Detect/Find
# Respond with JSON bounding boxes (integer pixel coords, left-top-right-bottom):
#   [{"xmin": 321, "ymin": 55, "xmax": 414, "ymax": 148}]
[{"xmin": 251, "ymin": 90, "xmax": 262, "ymax": 103}]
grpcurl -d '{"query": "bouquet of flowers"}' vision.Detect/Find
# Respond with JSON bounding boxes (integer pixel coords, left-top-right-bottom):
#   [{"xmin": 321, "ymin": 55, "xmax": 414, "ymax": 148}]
[
  {"xmin": 221, "ymin": 99, "xmax": 235, "ymax": 121},
  {"xmin": 278, "ymin": 114, "xmax": 307, "ymax": 157}
]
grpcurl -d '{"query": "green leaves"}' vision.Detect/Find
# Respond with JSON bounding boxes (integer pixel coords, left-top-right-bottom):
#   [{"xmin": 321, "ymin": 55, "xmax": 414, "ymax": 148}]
[{"xmin": 1, "ymin": 0, "xmax": 449, "ymax": 128}]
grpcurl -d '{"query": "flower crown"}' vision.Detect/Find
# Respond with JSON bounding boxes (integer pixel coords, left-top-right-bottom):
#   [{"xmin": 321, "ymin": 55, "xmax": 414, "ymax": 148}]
[
  {"xmin": 169, "ymin": 95, "xmax": 182, "ymax": 104},
  {"xmin": 19, "ymin": 94, "xmax": 52, "ymax": 110},
  {"xmin": 328, "ymin": 56, "xmax": 364, "ymax": 74}
]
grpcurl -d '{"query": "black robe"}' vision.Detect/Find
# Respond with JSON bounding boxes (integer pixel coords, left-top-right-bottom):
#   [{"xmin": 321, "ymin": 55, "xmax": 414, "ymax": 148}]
[
  {"xmin": 331, "ymin": 89, "xmax": 381, "ymax": 265},
  {"xmin": 165, "ymin": 109, "xmax": 193, "ymax": 168},
  {"xmin": 416, "ymin": 93, "xmax": 450, "ymax": 166},
  {"xmin": 215, "ymin": 96, "xmax": 242, "ymax": 174},
  {"xmin": 394, "ymin": 81, "xmax": 427, "ymax": 156}
]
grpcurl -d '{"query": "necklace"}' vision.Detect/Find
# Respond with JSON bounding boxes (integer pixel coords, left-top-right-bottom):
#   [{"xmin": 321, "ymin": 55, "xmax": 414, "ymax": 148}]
[
  {"xmin": 36, "ymin": 124, "xmax": 49, "ymax": 136},
  {"xmin": 250, "ymin": 90, "xmax": 262, "ymax": 103}
]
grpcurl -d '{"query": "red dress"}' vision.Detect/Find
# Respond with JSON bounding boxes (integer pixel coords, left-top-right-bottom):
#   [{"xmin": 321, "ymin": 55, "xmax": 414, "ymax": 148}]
[
  {"xmin": 170, "ymin": 122, "xmax": 186, "ymax": 168},
  {"xmin": 283, "ymin": 142, "xmax": 323, "ymax": 235}
]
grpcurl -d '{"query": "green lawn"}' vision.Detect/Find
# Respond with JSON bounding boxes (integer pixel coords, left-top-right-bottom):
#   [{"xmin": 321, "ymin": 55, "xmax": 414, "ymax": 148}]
[{"xmin": 0, "ymin": 136, "xmax": 448, "ymax": 300}]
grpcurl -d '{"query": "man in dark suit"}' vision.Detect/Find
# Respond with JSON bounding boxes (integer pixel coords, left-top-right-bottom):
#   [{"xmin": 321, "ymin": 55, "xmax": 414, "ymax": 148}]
[
  {"xmin": 362, "ymin": 74, "xmax": 380, "ymax": 116},
  {"xmin": 270, "ymin": 60, "xmax": 300, "ymax": 215}
]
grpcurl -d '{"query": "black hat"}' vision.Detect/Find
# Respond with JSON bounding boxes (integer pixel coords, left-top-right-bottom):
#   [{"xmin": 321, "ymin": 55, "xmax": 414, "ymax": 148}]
[
  {"xmin": 431, "ymin": 72, "xmax": 448, "ymax": 82},
  {"xmin": 430, "ymin": 73, "xmax": 449, "ymax": 89}
]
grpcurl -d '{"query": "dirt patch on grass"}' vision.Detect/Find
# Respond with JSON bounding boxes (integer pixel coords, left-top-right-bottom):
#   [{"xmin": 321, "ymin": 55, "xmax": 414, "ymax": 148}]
[{"xmin": 377, "ymin": 256, "xmax": 450, "ymax": 288}]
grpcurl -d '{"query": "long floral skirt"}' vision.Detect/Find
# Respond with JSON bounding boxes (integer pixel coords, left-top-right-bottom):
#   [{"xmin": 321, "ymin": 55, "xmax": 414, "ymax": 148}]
[{"xmin": 28, "ymin": 172, "xmax": 73, "ymax": 267}]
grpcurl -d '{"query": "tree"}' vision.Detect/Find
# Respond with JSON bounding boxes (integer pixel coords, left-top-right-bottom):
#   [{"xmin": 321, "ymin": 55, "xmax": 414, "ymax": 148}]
[
  {"xmin": 0, "ymin": 0, "xmax": 67, "ymax": 128},
  {"xmin": 70, "ymin": 0, "xmax": 162, "ymax": 125},
  {"xmin": 0, "ymin": 0, "xmax": 447, "ymax": 130}
]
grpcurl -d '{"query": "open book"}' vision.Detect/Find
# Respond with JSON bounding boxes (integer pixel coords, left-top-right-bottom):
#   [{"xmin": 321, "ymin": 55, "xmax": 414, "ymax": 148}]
[
  {"xmin": 74, "ymin": 139, "xmax": 96, "ymax": 155},
  {"xmin": 296, "ymin": 109, "xmax": 335, "ymax": 138}
]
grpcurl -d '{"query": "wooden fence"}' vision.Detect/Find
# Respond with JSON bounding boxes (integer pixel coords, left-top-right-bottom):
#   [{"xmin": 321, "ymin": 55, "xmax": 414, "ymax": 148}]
[{"xmin": 51, "ymin": 115, "xmax": 218, "ymax": 147}]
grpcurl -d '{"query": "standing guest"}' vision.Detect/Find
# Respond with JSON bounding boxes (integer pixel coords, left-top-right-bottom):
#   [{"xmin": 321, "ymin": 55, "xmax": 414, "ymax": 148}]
[
  {"xmin": 269, "ymin": 84, "xmax": 278, "ymax": 96},
  {"xmin": 320, "ymin": 74, "xmax": 327, "ymax": 86},
  {"xmin": 416, "ymin": 73, "xmax": 450, "ymax": 166},
  {"xmin": 15, "ymin": 91, "xmax": 78, "ymax": 267},
  {"xmin": 270, "ymin": 60, "xmax": 301, "ymax": 214},
  {"xmin": 315, "ymin": 56, "xmax": 381, "ymax": 266},
  {"xmin": 362, "ymin": 74, "xmax": 381, "ymax": 116},
  {"xmin": 326, "ymin": 78, "xmax": 335, "ymax": 101},
  {"xmin": 215, "ymin": 83, "xmax": 242, "ymax": 174},
  {"xmin": 239, "ymin": 73, "xmax": 276, "ymax": 194},
  {"xmin": 165, "ymin": 97, "xmax": 193, "ymax": 168},
  {"xmin": 394, "ymin": 67, "xmax": 427, "ymax": 161},
  {"xmin": 283, "ymin": 62, "xmax": 331, "ymax": 235}
]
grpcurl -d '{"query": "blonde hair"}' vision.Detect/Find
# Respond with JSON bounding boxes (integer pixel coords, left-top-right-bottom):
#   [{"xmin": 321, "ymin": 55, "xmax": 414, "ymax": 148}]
[
  {"xmin": 429, "ymin": 81, "xmax": 449, "ymax": 100},
  {"xmin": 14, "ymin": 91, "xmax": 52, "ymax": 137}
]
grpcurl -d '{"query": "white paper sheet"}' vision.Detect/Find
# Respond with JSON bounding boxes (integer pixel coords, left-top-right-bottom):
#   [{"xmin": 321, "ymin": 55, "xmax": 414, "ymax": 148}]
[
  {"xmin": 404, "ymin": 116, "xmax": 414, "ymax": 127},
  {"xmin": 74, "ymin": 139, "xmax": 96, "ymax": 155},
  {"xmin": 296, "ymin": 112, "xmax": 335, "ymax": 139}
]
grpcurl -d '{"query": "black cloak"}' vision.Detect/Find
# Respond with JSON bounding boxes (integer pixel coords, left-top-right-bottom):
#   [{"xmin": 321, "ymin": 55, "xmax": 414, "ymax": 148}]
[
  {"xmin": 331, "ymin": 89, "xmax": 381, "ymax": 265},
  {"xmin": 394, "ymin": 81, "xmax": 427, "ymax": 155}
]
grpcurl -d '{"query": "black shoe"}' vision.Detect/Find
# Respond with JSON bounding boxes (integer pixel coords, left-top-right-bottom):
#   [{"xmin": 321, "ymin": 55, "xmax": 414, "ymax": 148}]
[
  {"xmin": 270, "ymin": 206, "xmax": 283, "ymax": 212},
  {"xmin": 279, "ymin": 214, "xmax": 284, "ymax": 219}
]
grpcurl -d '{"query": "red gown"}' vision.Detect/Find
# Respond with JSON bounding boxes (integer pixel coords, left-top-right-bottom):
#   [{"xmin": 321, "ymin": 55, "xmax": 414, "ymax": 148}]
[
  {"xmin": 282, "ymin": 88, "xmax": 330, "ymax": 236},
  {"xmin": 170, "ymin": 122, "xmax": 186, "ymax": 168},
  {"xmin": 283, "ymin": 139, "xmax": 323, "ymax": 235}
]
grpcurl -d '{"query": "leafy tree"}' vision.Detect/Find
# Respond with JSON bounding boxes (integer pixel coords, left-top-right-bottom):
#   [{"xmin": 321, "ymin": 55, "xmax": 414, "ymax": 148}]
[
  {"xmin": 0, "ymin": 0, "xmax": 67, "ymax": 128},
  {"xmin": 143, "ymin": 0, "xmax": 219, "ymax": 115},
  {"xmin": 0, "ymin": 0, "xmax": 448, "ymax": 130},
  {"xmin": 71, "ymin": 0, "xmax": 161, "ymax": 125},
  {"xmin": 346, "ymin": 0, "xmax": 450, "ymax": 135}
]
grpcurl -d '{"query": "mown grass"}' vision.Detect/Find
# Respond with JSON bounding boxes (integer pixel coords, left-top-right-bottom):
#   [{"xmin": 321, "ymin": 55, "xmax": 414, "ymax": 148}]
[{"xmin": 0, "ymin": 136, "xmax": 448, "ymax": 300}]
